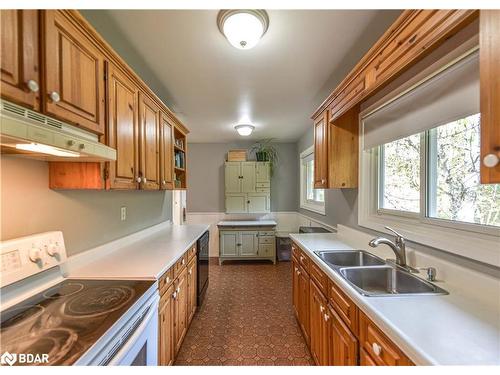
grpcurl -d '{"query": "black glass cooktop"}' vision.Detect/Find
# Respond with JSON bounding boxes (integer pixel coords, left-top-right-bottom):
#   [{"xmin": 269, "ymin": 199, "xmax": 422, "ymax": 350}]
[{"xmin": 0, "ymin": 279, "xmax": 154, "ymax": 365}]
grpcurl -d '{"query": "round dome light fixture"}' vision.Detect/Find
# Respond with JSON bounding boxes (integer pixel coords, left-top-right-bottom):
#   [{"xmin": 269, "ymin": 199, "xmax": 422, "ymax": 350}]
[
  {"xmin": 234, "ymin": 124, "xmax": 255, "ymax": 136},
  {"xmin": 217, "ymin": 10, "xmax": 269, "ymax": 50}
]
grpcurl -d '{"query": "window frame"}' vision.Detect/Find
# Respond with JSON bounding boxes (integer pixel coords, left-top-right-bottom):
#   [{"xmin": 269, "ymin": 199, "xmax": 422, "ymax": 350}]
[
  {"xmin": 300, "ymin": 146, "xmax": 325, "ymax": 215},
  {"xmin": 359, "ymin": 112, "xmax": 500, "ymax": 267}
]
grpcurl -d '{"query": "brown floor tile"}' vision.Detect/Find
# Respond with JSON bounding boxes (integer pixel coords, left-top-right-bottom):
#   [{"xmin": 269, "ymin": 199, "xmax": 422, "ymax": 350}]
[{"xmin": 174, "ymin": 261, "xmax": 312, "ymax": 366}]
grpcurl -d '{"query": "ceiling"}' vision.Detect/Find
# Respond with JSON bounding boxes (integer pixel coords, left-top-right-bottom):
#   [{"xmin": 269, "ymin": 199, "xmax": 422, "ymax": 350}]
[{"xmin": 89, "ymin": 10, "xmax": 401, "ymax": 143}]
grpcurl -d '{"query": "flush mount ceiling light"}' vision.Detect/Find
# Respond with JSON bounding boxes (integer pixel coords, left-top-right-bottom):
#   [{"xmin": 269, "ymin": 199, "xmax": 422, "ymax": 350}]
[
  {"xmin": 234, "ymin": 124, "xmax": 255, "ymax": 136},
  {"xmin": 217, "ymin": 10, "xmax": 269, "ymax": 50}
]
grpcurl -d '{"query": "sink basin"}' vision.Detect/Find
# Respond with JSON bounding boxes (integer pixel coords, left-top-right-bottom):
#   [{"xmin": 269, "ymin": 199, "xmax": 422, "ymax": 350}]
[
  {"xmin": 315, "ymin": 250, "xmax": 386, "ymax": 268},
  {"xmin": 340, "ymin": 266, "xmax": 448, "ymax": 296}
]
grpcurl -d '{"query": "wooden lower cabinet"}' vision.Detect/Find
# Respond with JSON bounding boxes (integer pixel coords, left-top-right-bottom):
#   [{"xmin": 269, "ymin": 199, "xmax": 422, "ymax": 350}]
[
  {"xmin": 291, "ymin": 241, "xmax": 414, "ymax": 367},
  {"xmin": 328, "ymin": 304, "xmax": 358, "ymax": 366},
  {"xmin": 159, "ymin": 284, "xmax": 175, "ymax": 366},
  {"xmin": 187, "ymin": 256, "xmax": 197, "ymax": 324},
  {"xmin": 158, "ymin": 248, "xmax": 198, "ymax": 365}
]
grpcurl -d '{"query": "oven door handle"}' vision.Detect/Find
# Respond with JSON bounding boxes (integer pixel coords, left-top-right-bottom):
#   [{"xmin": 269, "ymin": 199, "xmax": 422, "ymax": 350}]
[{"xmin": 107, "ymin": 296, "xmax": 159, "ymax": 366}]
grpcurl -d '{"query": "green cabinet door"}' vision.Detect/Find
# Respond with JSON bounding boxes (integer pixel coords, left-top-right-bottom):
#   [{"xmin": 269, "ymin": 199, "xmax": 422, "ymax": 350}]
[
  {"xmin": 220, "ymin": 231, "xmax": 238, "ymax": 256},
  {"xmin": 241, "ymin": 162, "xmax": 256, "ymax": 193},
  {"xmin": 240, "ymin": 231, "xmax": 258, "ymax": 256},
  {"xmin": 225, "ymin": 194, "xmax": 247, "ymax": 213},
  {"xmin": 248, "ymin": 193, "xmax": 270, "ymax": 213},
  {"xmin": 225, "ymin": 162, "xmax": 241, "ymax": 193},
  {"xmin": 256, "ymin": 162, "xmax": 270, "ymax": 182}
]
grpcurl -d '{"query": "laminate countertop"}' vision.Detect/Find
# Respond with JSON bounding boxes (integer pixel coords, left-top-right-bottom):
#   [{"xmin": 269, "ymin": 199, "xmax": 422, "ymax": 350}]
[
  {"xmin": 289, "ymin": 233, "xmax": 500, "ymax": 365},
  {"xmin": 66, "ymin": 223, "xmax": 209, "ymax": 280}
]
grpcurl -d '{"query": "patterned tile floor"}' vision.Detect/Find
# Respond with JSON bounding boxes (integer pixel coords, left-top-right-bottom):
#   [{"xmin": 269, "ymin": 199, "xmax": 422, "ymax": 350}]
[{"xmin": 174, "ymin": 259, "xmax": 313, "ymax": 366}]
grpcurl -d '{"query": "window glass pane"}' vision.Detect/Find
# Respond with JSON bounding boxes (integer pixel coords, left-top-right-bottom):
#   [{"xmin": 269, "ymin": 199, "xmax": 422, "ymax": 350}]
[
  {"xmin": 315, "ymin": 189, "xmax": 325, "ymax": 203},
  {"xmin": 429, "ymin": 114, "xmax": 500, "ymax": 227},
  {"xmin": 381, "ymin": 134, "xmax": 421, "ymax": 212}
]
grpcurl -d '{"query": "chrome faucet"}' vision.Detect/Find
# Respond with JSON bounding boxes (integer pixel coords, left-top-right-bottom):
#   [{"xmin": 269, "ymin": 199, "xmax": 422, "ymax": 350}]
[{"xmin": 369, "ymin": 226, "xmax": 407, "ymax": 267}]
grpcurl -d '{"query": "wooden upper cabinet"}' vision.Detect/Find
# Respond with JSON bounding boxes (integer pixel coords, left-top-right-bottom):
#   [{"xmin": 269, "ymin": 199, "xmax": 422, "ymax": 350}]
[
  {"xmin": 139, "ymin": 92, "xmax": 161, "ymax": 190},
  {"xmin": 106, "ymin": 63, "xmax": 139, "ymax": 189},
  {"xmin": 480, "ymin": 10, "xmax": 500, "ymax": 183},
  {"xmin": 160, "ymin": 114, "xmax": 174, "ymax": 190},
  {"xmin": 0, "ymin": 10, "xmax": 40, "ymax": 110},
  {"xmin": 313, "ymin": 110, "xmax": 329, "ymax": 189},
  {"xmin": 43, "ymin": 10, "xmax": 106, "ymax": 135}
]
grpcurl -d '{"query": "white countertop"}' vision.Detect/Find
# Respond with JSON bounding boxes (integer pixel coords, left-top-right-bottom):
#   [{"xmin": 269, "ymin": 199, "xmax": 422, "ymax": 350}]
[
  {"xmin": 290, "ymin": 233, "xmax": 500, "ymax": 366},
  {"xmin": 67, "ymin": 224, "xmax": 209, "ymax": 280},
  {"xmin": 217, "ymin": 220, "xmax": 277, "ymax": 227}
]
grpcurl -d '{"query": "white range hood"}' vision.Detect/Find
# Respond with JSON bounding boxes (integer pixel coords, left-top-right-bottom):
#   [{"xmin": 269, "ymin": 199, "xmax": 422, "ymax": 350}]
[{"xmin": 0, "ymin": 99, "xmax": 116, "ymax": 162}]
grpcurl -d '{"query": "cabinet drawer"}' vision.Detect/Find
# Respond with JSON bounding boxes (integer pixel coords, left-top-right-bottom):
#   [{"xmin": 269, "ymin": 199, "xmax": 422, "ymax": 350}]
[
  {"xmin": 187, "ymin": 244, "xmax": 196, "ymax": 260},
  {"xmin": 359, "ymin": 312, "xmax": 412, "ymax": 366},
  {"xmin": 298, "ymin": 251, "xmax": 310, "ymax": 273},
  {"xmin": 258, "ymin": 236, "xmax": 274, "ymax": 245},
  {"xmin": 328, "ymin": 280, "xmax": 358, "ymax": 335},
  {"xmin": 256, "ymin": 188, "xmax": 270, "ymax": 193},
  {"xmin": 256, "ymin": 182, "xmax": 270, "ymax": 188},
  {"xmin": 259, "ymin": 231, "xmax": 275, "ymax": 236},
  {"xmin": 291, "ymin": 242, "xmax": 300, "ymax": 261},
  {"xmin": 309, "ymin": 262, "xmax": 328, "ymax": 294},
  {"xmin": 173, "ymin": 253, "xmax": 188, "ymax": 278},
  {"xmin": 258, "ymin": 244, "xmax": 274, "ymax": 257},
  {"xmin": 159, "ymin": 267, "xmax": 174, "ymax": 296}
]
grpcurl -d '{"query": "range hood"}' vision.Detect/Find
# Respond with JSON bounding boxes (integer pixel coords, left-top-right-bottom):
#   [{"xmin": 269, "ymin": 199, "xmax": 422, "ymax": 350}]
[{"xmin": 0, "ymin": 100, "xmax": 116, "ymax": 162}]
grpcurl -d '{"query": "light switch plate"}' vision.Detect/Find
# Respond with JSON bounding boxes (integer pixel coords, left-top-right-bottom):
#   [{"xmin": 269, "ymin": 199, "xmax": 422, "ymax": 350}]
[{"xmin": 120, "ymin": 206, "xmax": 127, "ymax": 221}]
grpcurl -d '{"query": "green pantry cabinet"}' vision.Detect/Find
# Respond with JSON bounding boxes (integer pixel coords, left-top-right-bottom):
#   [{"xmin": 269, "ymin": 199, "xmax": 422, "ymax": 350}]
[
  {"xmin": 225, "ymin": 162, "xmax": 271, "ymax": 213},
  {"xmin": 218, "ymin": 222, "xmax": 277, "ymax": 264}
]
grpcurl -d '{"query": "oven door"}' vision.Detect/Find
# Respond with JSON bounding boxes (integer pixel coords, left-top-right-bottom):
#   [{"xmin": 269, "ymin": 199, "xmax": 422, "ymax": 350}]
[{"xmin": 108, "ymin": 295, "xmax": 159, "ymax": 366}]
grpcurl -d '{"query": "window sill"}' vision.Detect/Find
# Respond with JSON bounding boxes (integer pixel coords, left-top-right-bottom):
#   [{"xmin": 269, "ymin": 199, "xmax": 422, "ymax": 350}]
[
  {"xmin": 300, "ymin": 203, "xmax": 326, "ymax": 215},
  {"xmin": 359, "ymin": 213, "xmax": 500, "ymax": 267}
]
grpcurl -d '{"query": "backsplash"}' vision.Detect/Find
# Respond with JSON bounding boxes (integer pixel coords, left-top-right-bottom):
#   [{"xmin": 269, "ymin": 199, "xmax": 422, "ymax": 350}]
[{"xmin": 0, "ymin": 156, "xmax": 172, "ymax": 256}]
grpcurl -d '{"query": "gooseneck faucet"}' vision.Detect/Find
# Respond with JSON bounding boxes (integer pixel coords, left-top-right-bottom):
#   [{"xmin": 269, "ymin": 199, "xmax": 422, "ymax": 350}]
[{"xmin": 369, "ymin": 226, "xmax": 407, "ymax": 267}]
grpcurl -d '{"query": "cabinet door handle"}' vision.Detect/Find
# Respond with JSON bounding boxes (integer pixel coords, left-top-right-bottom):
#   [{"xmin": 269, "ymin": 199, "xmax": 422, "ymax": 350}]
[
  {"xmin": 143, "ymin": 177, "xmax": 147, "ymax": 183},
  {"xmin": 323, "ymin": 313, "xmax": 330, "ymax": 322},
  {"xmin": 372, "ymin": 342, "xmax": 382, "ymax": 356},
  {"xmin": 27, "ymin": 79, "xmax": 39, "ymax": 92},
  {"xmin": 136, "ymin": 177, "xmax": 142, "ymax": 183},
  {"xmin": 297, "ymin": 270, "xmax": 301, "ymax": 276},
  {"xmin": 483, "ymin": 153, "xmax": 499, "ymax": 168},
  {"xmin": 320, "ymin": 305, "xmax": 325, "ymax": 313},
  {"xmin": 49, "ymin": 91, "xmax": 60, "ymax": 102},
  {"xmin": 172, "ymin": 291, "xmax": 177, "ymax": 299}
]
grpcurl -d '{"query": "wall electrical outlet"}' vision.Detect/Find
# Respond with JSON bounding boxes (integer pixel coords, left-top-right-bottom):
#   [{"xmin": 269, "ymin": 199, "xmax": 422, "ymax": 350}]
[{"xmin": 120, "ymin": 206, "xmax": 127, "ymax": 221}]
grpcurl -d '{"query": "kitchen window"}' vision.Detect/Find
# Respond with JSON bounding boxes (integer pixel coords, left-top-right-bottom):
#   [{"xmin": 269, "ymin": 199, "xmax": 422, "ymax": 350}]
[
  {"xmin": 300, "ymin": 146, "xmax": 325, "ymax": 214},
  {"xmin": 359, "ymin": 48, "xmax": 500, "ymax": 266}
]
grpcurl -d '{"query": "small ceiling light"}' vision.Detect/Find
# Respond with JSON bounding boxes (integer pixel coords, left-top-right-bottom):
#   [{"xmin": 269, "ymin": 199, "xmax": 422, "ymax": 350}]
[
  {"xmin": 217, "ymin": 10, "xmax": 269, "ymax": 50},
  {"xmin": 234, "ymin": 124, "xmax": 255, "ymax": 136}
]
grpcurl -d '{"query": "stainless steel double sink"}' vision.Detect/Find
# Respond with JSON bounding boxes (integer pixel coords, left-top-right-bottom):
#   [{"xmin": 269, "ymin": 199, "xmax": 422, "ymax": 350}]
[{"xmin": 315, "ymin": 250, "xmax": 448, "ymax": 297}]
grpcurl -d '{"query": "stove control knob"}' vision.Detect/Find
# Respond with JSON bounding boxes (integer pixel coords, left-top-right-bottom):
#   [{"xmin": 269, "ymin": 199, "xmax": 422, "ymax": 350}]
[
  {"xmin": 29, "ymin": 247, "xmax": 43, "ymax": 263},
  {"xmin": 47, "ymin": 243, "xmax": 59, "ymax": 257}
]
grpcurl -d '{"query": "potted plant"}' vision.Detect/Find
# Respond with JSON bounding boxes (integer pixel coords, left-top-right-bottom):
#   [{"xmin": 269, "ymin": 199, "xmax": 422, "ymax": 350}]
[{"xmin": 250, "ymin": 139, "xmax": 279, "ymax": 176}]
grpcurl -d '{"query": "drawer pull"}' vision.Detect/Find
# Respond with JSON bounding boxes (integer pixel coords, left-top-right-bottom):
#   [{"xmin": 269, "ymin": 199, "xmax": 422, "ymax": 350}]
[
  {"xmin": 166, "ymin": 276, "xmax": 170, "ymax": 283},
  {"xmin": 297, "ymin": 270, "xmax": 301, "ymax": 276},
  {"xmin": 300, "ymin": 256, "xmax": 304, "ymax": 261},
  {"xmin": 372, "ymin": 342, "xmax": 382, "ymax": 356},
  {"xmin": 181, "ymin": 259, "xmax": 185, "ymax": 265},
  {"xmin": 483, "ymin": 153, "xmax": 499, "ymax": 168},
  {"xmin": 172, "ymin": 291, "xmax": 177, "ymax": 299},
  {"xmin": 323, "ymin": 313, "xmax": 330, "ymax": 322},
  {"xmin": 320, "ymin": 305, "xmax": 325, "ymax": 313}
]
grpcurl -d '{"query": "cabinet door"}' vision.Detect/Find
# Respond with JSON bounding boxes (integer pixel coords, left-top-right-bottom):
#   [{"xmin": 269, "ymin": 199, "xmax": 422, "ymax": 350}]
[
  {"xmin": 239, "ymin": 231, "xmax": 258, "ymax": 256},
  {"xmin": 255, "ymin": 162, "xmax": 270, "ymax": 182},
  {"xmin": 480, "ymin": 10, "xmax": 500, "ymax": 183},
  {"xmin": 248, "ymin": 193, "xmax": 270, "ymax": 213},
  {"xmin": 292, "ymin": 259, "xmax": 300, "ymax": 319},
  {"xmin": 314, "ymin": 111, "xmax": 329, "ymax": 188},
  {"xmin": 310, "ymin": 280, "xmax": 328, "ymax": 365},
  {"xmin": 173, "ymin": 268, "xmax": 188, "ymax": 355},
  {"xmin": 187, "ymin": 256, "xmax": 197, "ymax": 324},
  {"xmin": 241, "ymin": 162, "xmax": 256, "ymax": 192},
  {"xmin": 160, "ymin": 114, "xmax": 174, "ymax": 190},
  {"xmin": 159, "ymin": 284, "xmax": 174, "ymax": 366},
  {"xmin": 106, "ymin": 63, "xmax": 139, "ymax": 189},
  {"xmin": 225, "ymin": 162, "xmax": 241, "ymax": 193},
  {"xmin": 44, "ymin": 10, "xmax": 105, "ymax": 134},
  {"xmin": 220, "ymin": 232, "xmax": 238, "ymax": 256},
  {"xmin": 360, "ymin": 349, "xmax": 377, "ymax": 366},
  {"xmin": 1, "ymin": 10, "xmax": 40, "ymax": 110},
  {"xmin": 298, "ymin": 267, "xmax": 310, "ymax": 345},
  {"xmin": 328, "ymin": 305, "xmax": 358, "ymax": 366},
  {"xmin": 139, "ymin": 92, "xmax": 161, "ymax": 190},
  {"xmin": 225, "ymin": 193, "xmax": 247, "ymax": 213}
]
